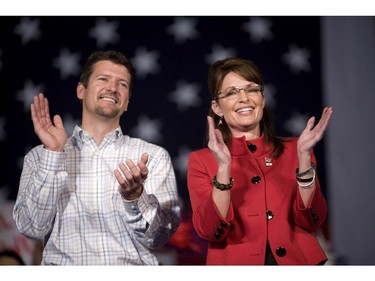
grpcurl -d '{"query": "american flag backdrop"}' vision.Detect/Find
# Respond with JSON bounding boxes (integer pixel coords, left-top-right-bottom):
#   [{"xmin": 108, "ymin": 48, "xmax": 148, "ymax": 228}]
[{"xmin": 0, "ymin": 16, "xmax": 328, "ymax": 264}]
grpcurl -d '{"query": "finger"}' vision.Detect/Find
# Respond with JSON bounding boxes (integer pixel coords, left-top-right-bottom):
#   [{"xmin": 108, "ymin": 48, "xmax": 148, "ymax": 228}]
[
  {"xmin": 312, "ymin": 107, "xmax": 332, "ymax": 136},
  {"xmin": 207, "ymin": 116, "xmax": 217, "ymax": 142},
  {"xmin": 117, "ymin": 162, "xmax": 135, "ymax": 183},
  {"xmin": 53, "ymin": 114, "xmax": 64, "ymax": 129},
  {"xmin": 30, "ymin": 103, "xmax": 40, "ymax": 126},
  {"xmin": 39, "ymin": 94, "xmax": 47, "ymax": 119},
  {"xmin": 33, "ymin": 95, "xmax": 42, "ymax": 120},
  {"xmin": 138, "ymin": 153, "xmax": 149, "ymax": 179},
  {"xmin": 319, "ymin": 107, "xmax": 333, "ymax": 129},
  {"xmin": 304, "ymin": 116, "xmax": 316, "ymax": 132},
  {"xmin": 43, "ymin": 95, "xmax": 51, "ymax": 121},
  {"xmin": 214, "ymin": 128, "xmax": 224, "ymax": 144},
  {"xmin": 124, "ymin": 160, "xmax": 144, "ymax": 183},
  {"xmin": 139, "ymin": 153, "xmax": 149, "ymax": 166},
  {"xmin": 114, "ymin": 168, "xmax": 128, "ymax": 185}
]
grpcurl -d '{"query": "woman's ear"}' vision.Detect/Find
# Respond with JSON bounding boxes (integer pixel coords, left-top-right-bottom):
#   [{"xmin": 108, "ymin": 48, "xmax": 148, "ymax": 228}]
[{"xmin": 211, "ymin": 100, "xmax": 222, "ymax": 117}]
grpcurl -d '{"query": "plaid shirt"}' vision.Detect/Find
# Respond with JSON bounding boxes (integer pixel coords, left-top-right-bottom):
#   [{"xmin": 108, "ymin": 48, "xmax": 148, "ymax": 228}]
[{"xmin": 13, "ymin": 126, "xmax": 180, "ymax": 265}]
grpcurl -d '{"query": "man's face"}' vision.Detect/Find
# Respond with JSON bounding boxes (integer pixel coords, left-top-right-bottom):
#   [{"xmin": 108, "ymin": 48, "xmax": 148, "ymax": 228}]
[{"xmin": 77, "ymin": 60, "xmax": 131, "ymax": 120}]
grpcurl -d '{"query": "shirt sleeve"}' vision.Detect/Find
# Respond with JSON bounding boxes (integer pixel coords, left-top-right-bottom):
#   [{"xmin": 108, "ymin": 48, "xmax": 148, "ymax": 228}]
[
  {"xmin": 13, "ymin": 145, "xmax": 68, "ymax": 239},
  {"xmin": 121, "ymin": 147, "xmax": 181, "ymax": 249}
]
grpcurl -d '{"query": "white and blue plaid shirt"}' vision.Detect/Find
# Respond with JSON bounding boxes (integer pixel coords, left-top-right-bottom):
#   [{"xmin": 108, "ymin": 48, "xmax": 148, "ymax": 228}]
[{"xmin": 13, "ymin": 126, "xmax": 181, "ymax": 265}]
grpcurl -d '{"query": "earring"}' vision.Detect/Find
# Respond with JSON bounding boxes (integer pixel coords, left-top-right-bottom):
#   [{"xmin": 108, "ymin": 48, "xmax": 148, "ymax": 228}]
[{"xmin": 218, "ymin": 116, "xmax": 223, "ymax": 126}]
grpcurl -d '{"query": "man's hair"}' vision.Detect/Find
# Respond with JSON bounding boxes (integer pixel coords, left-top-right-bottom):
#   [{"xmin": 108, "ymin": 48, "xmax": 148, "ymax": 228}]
[{"xmin": 79, "ymin": 50, "xmax": 135, "ymax": 96}]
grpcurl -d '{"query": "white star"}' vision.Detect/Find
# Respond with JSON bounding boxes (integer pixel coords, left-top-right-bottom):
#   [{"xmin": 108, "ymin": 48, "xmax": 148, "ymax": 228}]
[
  {"xmin": 205, "ymin": 44, "xmax": 237, "ymax": 65},
  {"xmin": 166, "ymin": 17, "xmax": 199, "ymax": 44},
  {"xmin": 283, "ymin": 111, "xmax": 309, "ymax": 136},
  {"xmin": 242, "ymin": 17, "xmax": 273, "ymax": 43},
  {"xmin": 88, "ymin": 18, "xmax": 120, "ymax": 48},
  {"xmin": 173, "ymin": 145, "xmax": 192, "ymax": 178},
  {"xmin": 263, "ymin": 84, "xmax": 277, "ymax": 109},
  {"xmin": 0, "ymin": 117, "xmax": 6, "ymax": 141},
  {"xmin": 53, "ymin": 48, "xmax": 81, "ymax": 79},
  {"xmin": 282, "ymin": 44, "xmax": 311, "ymax": 73},
  {"xmin": 129, "ymin": 114, "xmax": 163, "ymax": 143},
  {"xmin": 14, "ymin": 17, "xmax": 41, "ymax": 45},
  {"xmin": 16, "ymin": 79, "xmax": 44, "ymax": 112},
  {"xmin": 131, "ymin": 47, "xmax": 160, "ymax": 79},
  {"xmin": 169, "ymin": 80, "xmax": 202, "ymax": 112}
]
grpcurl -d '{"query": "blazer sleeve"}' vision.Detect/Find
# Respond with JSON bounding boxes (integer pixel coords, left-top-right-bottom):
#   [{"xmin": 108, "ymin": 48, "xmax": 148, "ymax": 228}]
[
  {"xmin": 187, "ymin": 150, "xmax": 234, "ymax": 242},
  {"xmin": 293, "ymin": 153, "xmax": 328, "ymax": 231}
]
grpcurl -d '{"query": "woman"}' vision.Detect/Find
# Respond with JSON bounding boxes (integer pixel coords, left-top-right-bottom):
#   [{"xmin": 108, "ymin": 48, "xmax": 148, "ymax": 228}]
[{"xmin": 187, "ymin": 57, "xmax": 333, "ymax": 265}]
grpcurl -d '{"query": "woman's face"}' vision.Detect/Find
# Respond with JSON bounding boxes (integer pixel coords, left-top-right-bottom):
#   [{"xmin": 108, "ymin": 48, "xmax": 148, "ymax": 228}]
[{"xmin": 211, "ymin": 71, "xmax": 265, "ymax": 139}]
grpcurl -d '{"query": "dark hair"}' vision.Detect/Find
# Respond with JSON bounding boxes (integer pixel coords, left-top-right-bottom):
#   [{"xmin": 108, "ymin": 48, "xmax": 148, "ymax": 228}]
[
  {"xmin": 206, "ymin": 57, "xmax": 285, "ymax": 159},
  {"xmin": 79, "ymin": 50, "xmax": 135, "ymax": 96},
  {"xmin": 0, "ymin": 250, "xmax": 25, "ymax": 265}
]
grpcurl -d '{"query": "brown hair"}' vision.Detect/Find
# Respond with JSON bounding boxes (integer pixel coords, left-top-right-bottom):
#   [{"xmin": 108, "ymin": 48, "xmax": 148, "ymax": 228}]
[
  {"xmin": 79, "ymin": 50, "xmax": 135, "ymax": 97},
  {"xmin": 206, "ymin": 57, "xmax": 285, "ymax": 159}
]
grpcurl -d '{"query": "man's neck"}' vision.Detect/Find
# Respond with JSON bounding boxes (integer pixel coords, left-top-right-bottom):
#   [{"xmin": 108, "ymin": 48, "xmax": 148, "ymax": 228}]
[{"xmin": 81, "ymin": 118, "xmax": 120, "ymax": 145}]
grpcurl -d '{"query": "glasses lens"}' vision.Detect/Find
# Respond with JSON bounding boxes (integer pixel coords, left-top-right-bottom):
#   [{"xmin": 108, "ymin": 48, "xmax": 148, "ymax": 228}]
[{"xmin": 217, "ymin": 84, "xmax": 262, "ymax": 100}]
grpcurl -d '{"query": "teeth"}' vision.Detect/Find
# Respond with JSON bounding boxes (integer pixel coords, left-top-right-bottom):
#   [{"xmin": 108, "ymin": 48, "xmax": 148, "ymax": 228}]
[
  {"xmin": 100, "ymin": 97, "xmax": 116, "ymax": 104},
  {"xmin": 237, "ymin": 107, "xmax": 253, "ymax": 113}
]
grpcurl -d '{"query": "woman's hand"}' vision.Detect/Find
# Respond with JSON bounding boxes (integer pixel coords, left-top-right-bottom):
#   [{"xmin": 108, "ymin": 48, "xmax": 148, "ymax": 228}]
[
  {"xmin": 297, "ymin": 107, "xmax": 333, "ymax": 156},
  {"xmin": 207, "ymin": 116, "xmax": 231, "ymax": 167}
]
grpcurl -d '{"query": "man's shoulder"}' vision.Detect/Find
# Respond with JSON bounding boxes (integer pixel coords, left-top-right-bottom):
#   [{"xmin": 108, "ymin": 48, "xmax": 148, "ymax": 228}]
[{"xmin": 124, "ymin": 135, "xmax": 167, "ymax": 152}]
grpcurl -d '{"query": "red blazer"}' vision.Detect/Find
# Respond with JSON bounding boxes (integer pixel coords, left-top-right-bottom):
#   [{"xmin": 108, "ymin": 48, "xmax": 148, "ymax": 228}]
[{"xmin": 187, "ymin": 135, "xmax": 328, "ymax": 265}]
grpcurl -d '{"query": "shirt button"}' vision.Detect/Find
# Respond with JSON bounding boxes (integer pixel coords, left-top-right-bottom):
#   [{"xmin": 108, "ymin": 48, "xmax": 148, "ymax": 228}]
[
  {"xmin": 217, "ymin": 226, "xmax": 224, "ymax": 233},
  {"xmin": 266, "ymin": 210, "xmax": 274, "ymax": 220},
  {"xmin": 247, "ymin": 143, "xmax": 257, "ymax": 153},
  {"xmin": 276, "ymin": 247, "xmax": 286, "ymax": 257},
  {"xmin": 251, "ymin": 176, "xmax": 261, "ymax": 184}
]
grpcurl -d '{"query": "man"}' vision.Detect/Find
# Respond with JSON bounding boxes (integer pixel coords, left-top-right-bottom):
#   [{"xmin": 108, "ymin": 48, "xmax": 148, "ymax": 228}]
[{"xmin": 13, "ymin": 50, "xmax": 181, "ymax": 265}]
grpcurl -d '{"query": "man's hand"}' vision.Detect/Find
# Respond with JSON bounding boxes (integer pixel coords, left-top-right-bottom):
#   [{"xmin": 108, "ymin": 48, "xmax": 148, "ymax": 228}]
[
  {"xmin": 31, "ymin": 93, "xmax": 68, "ymax": 152},
  {"xmin": 115, "ymin": 153, "xmax": 149, "ymax": 200}
]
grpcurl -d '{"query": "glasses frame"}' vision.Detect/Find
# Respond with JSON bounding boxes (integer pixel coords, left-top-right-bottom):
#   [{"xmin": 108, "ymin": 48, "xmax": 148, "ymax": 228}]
[{"xmin": 215, "ymin": 84, "xmax": 264, "ymax": 101}]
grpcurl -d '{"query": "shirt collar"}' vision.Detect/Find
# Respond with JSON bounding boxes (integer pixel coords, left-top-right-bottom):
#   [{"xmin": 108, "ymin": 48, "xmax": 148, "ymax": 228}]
[{"xmin": 72, "ymin": 125, "xmax": 123, "ymax": 150}]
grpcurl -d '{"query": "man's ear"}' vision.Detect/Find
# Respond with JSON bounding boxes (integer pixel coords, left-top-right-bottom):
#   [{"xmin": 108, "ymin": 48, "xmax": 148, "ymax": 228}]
[{"xmin": 76, "ymin": 83, "xmax": 85, "ymax": 100}]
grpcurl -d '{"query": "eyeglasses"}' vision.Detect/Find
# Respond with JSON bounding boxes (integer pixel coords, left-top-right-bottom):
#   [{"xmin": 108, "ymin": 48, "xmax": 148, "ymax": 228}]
[{"xmin": 216, "ymin": 84, "xmax": 264, "ymax": 100}]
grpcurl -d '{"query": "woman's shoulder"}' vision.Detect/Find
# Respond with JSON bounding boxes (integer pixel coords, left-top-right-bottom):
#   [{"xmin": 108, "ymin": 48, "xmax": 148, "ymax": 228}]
[
  {"xmin": 189, "ymin": 147, "xmax": 213, "ymax": 160},
  {"xmin": 280, "ymin": 136, "xmax": 298, "ymax": 144}
]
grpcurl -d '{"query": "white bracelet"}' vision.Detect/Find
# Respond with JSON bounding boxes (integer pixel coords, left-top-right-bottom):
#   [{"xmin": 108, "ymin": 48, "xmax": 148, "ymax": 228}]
[{"xmin": 297, "ymin": 170, "xmax": 316, "ymax": 189}]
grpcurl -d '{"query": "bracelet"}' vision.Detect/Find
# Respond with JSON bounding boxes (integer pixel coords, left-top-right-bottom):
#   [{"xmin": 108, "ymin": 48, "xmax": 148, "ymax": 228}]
[
  {"xmin": 295, "ymin": 163, "xmax": 314, "ymax": 177},
  {"xmin": 212, "ymin": 176, "xmax": 234, "ymax": 191},
  {"xmin": 297, "ymin": 170, "xmax": 316, "ymax": 189},
  {"xmin": 296, "ymin": 169, "xmax": 316, "ymax": 183}
]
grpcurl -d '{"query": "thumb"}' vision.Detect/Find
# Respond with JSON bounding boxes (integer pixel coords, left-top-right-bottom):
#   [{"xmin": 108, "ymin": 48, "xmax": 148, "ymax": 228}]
[
  {"xmin": 140, "ymin": 153, "xmax": 149, "ymax": 165},
  {"xmin": 53, "ymin": 114, "xmax": 64, "ymax": 129},
  {"xmin": 304, "ymin": 116, "xmax": 315, "ymax": 132}
]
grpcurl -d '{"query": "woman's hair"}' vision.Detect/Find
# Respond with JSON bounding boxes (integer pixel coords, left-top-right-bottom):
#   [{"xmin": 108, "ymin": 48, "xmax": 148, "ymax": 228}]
[
  {"xmin": 205, "ymin": 57, "xmax": 285, "ymax": 159},
  {"xmin": 79, "ymin": 50, "xmax": 135, "ymax": 97}
]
